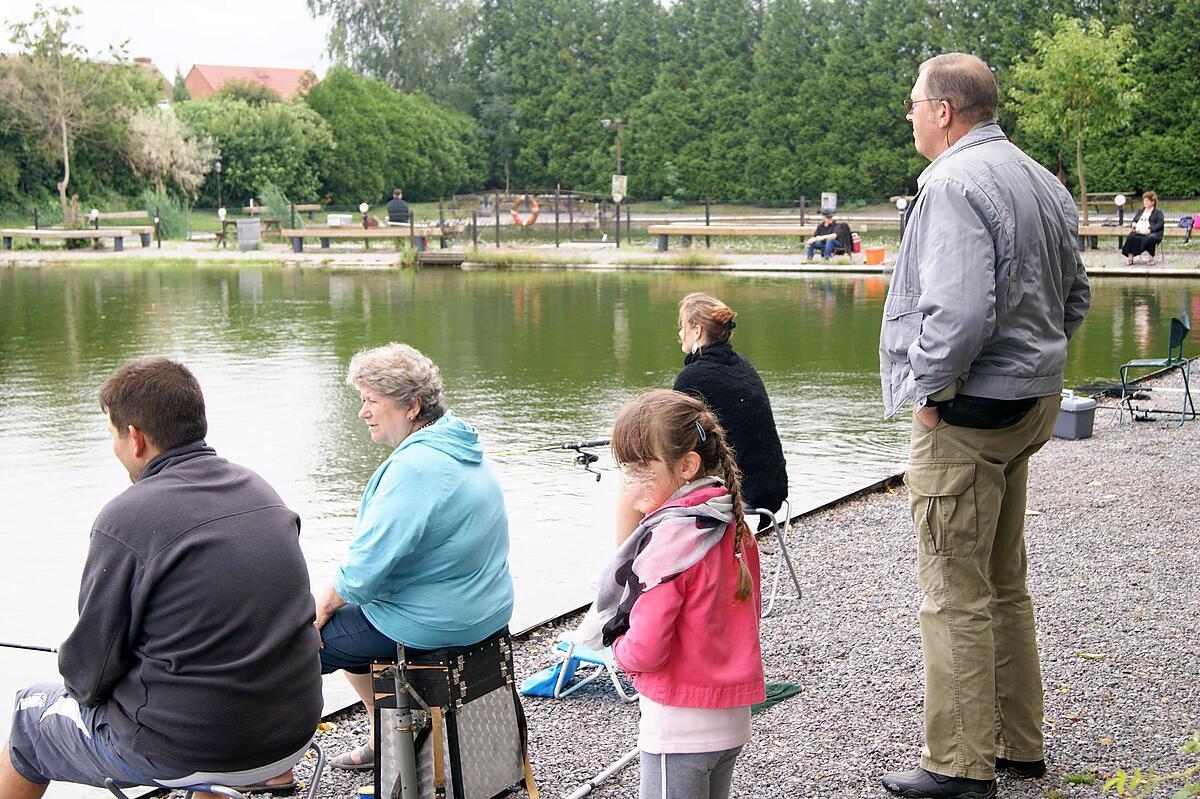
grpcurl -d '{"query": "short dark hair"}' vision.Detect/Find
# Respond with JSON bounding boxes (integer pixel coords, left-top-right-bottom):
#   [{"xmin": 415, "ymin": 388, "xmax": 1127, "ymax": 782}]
[
  {"xmin": 99, "ymin": 358, "xmax": 207, "ymax": 450},
  {"xmin": 919, "ymin": 53, "xmax": 998, "ymax": 126}
]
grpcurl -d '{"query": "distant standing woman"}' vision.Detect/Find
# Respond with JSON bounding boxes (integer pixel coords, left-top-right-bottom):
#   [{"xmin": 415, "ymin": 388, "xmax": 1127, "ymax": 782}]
[{"xmin": 673, "ymin": 292, "xmax": 788, "ymax": 515}]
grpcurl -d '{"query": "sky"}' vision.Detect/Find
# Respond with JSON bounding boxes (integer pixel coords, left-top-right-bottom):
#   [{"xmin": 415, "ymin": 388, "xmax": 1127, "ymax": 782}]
[{"xmin": 4, "ymin": 0, "xmax": 333, "ymax": 80}]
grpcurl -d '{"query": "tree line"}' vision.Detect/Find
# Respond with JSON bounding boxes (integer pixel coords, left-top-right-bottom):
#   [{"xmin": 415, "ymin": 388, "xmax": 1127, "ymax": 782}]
[
  {"xmin": 318, "ymin": 0, "xmax": 1199, "ymax": 201},
  {"xmin": 2, "ymin": 0, "xmax": 1197, "ymax": 222}
]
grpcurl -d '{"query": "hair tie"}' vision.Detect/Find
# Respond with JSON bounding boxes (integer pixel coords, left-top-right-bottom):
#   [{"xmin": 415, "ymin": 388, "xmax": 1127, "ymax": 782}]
[
  {"xmin": 693, "ymin": 420, "xmax": 707, "ymax": 443},
  {"xmin": 734, "ymin": 551, "xmax": 743, "ymax": 560},
  {"xmin": 725, "ymin": 320, "xmax": 736, "ymax": 331}
]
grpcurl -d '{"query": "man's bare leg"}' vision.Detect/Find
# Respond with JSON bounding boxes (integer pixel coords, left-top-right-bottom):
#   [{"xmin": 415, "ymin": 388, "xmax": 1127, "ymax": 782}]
[{"xmin": 0, "ymin": 743, "xmax": 49, "ymax": 799}]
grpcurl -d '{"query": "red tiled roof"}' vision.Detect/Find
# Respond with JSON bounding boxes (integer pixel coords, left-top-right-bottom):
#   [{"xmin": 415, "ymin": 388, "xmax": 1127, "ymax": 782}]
[{"xmin": 185, "ymin": 64, "xmax": 316, "ymax": 100}]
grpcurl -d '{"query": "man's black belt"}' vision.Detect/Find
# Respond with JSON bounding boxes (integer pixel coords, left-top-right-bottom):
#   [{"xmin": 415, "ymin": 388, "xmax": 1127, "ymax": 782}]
[{"xmin": 933, "ymin": 394, "xmax": 1037, "ymax": 429}]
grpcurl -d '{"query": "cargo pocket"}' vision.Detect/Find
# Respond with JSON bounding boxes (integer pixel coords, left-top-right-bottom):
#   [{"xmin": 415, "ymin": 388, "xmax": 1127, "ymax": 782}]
[
  {"xmin": 904, "ymin": 461, "xmax": 978, "ymax": 557},
  {"xmin": 881, "ymin": 293, "xmax": 922, "ymax": 360}
]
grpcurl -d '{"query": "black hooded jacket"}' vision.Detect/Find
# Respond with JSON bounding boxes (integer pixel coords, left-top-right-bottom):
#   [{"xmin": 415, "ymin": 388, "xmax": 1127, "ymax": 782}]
[{"xmin": 672, "ymin": 342, "xmax": 789, "ymax": 512}]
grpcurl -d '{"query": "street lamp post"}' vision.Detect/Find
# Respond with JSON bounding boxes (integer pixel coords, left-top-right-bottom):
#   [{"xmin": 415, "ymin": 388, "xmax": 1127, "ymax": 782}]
[
  {"xmin": 1114, "ymin": 194, "xmax": 1127, "ymax": 249},
  {"xmin": 214, "ymin": 160, "xmax": 223, "ymax": 211},
  {"xmin": 896, "ymin": 196, "xmax": 909, "ymax": 235},
  {"xmin": 600, "ymin": 118, "xmax": 629, "ymax": 175}
]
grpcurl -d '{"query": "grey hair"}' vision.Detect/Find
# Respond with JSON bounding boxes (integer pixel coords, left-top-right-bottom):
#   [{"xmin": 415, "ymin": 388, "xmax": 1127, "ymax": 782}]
[
  {"xmin": 346, "ymin": 342, "xmax": 446, "ymax": 423},
  {"xmin": 919, "ymin": 53, "xmax": 998, "ymax": 126}
]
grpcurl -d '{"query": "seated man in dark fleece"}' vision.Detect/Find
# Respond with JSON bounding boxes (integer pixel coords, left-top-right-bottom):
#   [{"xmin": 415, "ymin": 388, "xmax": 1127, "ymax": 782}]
[
  {"xmin": 0, "ymin": 357, "xmax": 322, "ymax": 799},
  {"xmin": 386, "ymin": 188, "xmax": 411, "ymax": 223}
]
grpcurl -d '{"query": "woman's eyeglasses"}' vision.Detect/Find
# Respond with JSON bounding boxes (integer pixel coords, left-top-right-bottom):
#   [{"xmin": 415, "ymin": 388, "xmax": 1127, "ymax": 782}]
[{"xmin": 903, "ymin": 97, "xmax": 947, "ymax": 114}]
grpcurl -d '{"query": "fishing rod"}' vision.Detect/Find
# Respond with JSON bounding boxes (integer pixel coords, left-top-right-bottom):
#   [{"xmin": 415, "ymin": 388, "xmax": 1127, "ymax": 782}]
[
  {"xmin": 0, "ymin": 642, "xmax": 57, "ymax": 653},
  {"xmin": 559, "ymin": 439, "xmax": 610, "ymax": 482},
  {"xmin": 489, "ymin": 438, "xmax": 613, "ymax": 481}
]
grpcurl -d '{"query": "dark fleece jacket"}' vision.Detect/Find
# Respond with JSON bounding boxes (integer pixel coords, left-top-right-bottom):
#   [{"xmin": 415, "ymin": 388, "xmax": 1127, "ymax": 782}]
[
  {"xmin": 673, "ymin": 342, "xmax": 789, "ymax": 513},
  {"xmin": 57, "ymin": 441, "xmax": 323, "ymax": 772}
]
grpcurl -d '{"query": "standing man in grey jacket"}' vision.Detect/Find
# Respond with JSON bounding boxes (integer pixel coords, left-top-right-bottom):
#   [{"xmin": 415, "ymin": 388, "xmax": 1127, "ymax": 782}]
[{"xmin": 879, "ymin": 54, "xmax": 1090, "ymax": 799}]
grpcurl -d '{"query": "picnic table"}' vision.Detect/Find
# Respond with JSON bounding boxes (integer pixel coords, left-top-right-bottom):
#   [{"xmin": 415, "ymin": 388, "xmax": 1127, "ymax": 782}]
[
  {"xmin": 242, "ymin": 204, "xmax": 323, "ymax": 221},
  {"xmin": 216, "ymin": 217, "xmax": 282, "ymax": 247}
]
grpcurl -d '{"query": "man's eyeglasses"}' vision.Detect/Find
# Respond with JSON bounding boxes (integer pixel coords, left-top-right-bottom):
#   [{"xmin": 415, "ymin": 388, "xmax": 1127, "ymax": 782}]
[{"xmin": 903, "ymin": 97, "xmax": 947, "ymax": 114}]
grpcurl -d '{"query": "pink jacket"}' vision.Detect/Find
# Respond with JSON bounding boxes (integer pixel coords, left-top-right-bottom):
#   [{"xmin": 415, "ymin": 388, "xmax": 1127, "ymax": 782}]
[{"xmin": 612, "ymin": 503, "xmax": 765, "ymax": 709}]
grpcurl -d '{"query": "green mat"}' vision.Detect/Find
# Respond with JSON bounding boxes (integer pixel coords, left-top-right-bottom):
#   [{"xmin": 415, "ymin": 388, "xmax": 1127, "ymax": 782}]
[{"xmin": 751, "ymin": 682, "xmax": 802, "ymax": 715}]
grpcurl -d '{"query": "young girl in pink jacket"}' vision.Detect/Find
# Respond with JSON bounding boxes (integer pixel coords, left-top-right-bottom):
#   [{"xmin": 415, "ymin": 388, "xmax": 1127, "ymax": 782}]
[{"xmin": 576, "ymin": 389, "xmax": 765, "ymax": 799}]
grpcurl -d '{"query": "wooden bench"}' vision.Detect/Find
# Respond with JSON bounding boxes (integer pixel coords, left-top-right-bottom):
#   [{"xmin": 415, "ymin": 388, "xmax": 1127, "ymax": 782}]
[
  {"xmin": 1, "ymin": 227, "xmax": 144, "ymax": 251},
  {"xmin": 281, "ymin": 225, "xmax": 460, "ymax": 253},
  {"xmin": 94, "ymin": 211, "xmax": 156, "ymax": 245},
  {"xmin": 1077, "ymin": 223, "xmax": 1192, "ymax": 257},
  {"xmin": 648, "ymin": 223, "xmax": 824, "ymax": 251}
]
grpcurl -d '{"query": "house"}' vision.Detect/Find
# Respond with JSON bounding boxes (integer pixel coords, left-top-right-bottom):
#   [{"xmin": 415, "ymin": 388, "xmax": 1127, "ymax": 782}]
[{"xmin": 184, "ymin": 64, "xmax": 317, "ymax": 101}]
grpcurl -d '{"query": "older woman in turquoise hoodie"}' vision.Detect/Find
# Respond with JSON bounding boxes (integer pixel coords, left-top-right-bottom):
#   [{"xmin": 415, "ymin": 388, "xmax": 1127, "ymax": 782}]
[{"xmin": 314, "ymin": 342, "xmax": 514, "ymax": 770}]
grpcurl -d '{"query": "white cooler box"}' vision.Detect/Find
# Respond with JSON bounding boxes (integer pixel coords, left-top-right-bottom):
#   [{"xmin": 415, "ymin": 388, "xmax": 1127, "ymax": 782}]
[{"xmin": 1054, "ymin": 393, "xmax": 1097, "ymax": 440}]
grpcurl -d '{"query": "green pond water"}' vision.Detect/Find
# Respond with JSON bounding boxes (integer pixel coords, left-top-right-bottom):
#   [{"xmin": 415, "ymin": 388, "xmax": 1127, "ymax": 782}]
[{"xmin": 0, "ymin": 264, "xmax": 1195, "ymax": 732}]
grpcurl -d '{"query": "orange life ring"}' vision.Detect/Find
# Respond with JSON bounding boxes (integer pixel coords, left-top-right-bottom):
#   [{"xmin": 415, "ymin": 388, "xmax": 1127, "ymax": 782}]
[{"xmin": 511, "ymin": 195, "xmax": 539, "ymax": 226}]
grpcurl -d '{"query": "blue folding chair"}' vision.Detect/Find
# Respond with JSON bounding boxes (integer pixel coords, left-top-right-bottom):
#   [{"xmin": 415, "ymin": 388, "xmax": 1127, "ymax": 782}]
[{"xmin": 520, "ymin": 640, "xmax": 637, "ymax": 702}]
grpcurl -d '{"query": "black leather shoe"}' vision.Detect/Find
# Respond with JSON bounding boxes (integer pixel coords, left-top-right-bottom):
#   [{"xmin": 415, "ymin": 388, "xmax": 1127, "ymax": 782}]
[
  {"xmin": 882, "ymin": 767, "xmax": 996, "ymax": 799},
  {"xmin": 996, "ymin": 757, "xmax": 1046, "ymax": 778}
]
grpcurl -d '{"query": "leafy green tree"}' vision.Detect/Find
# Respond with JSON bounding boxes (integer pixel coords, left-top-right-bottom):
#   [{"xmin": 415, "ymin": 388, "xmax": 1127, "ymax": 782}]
[
  {"xmin": 1009, "ymin": 15, "xmax": 1139, "ymax": 221},
  {"xmin": 124, "ymin": 107, "xmax": 215, "ymax": 196},
  {"xmin": 172, "ymin": 69, "xmax": 191, "ymax": 102},
  {"xmin": 307, "ymin": 0, "xmax": 479, "ymax": 112},
  {"xmin": 304, "ymin": 67, "xmax": 481, "ymax": 203},
  {"xmin": 214, "ymin": 79, "xmax": 282, "ymax": 106},
  {"xmin": 0, "ymin": 4, "xmax": 155, "ymax": 225},
  {"xmin": 175, "ymin": 98, "xmax": 335, "ymax": 206}
]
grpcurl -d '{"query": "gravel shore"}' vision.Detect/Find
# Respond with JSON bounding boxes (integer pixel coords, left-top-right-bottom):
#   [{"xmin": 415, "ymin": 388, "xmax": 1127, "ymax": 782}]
[{"xmin": 293, "ymin": 365, "xmax": 1199, "ymax": 799}]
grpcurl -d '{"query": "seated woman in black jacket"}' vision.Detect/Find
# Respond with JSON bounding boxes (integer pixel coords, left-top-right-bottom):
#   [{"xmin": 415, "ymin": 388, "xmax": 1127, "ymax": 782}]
[
  {"xmin": 674, "ymin": 292, "xmax": 788, "ymax": 520},
  {"xmin": 1122, "ymin": 190, "xmax": 1165, "ymax": 266}
]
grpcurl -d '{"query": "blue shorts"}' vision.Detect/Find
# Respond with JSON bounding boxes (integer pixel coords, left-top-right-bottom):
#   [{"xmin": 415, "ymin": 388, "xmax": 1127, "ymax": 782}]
[
  {"xmin": 319, "ymin": 605, "xmax": 398, "ymax": 674},
  {"xmin": 6, "ymin": 684, "xmax": 182, "ymax": 788}
]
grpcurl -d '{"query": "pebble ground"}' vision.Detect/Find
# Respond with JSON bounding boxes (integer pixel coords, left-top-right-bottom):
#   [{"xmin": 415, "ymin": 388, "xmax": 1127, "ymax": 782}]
[{"xmin": 285, "ymin": 366, "xmax": 1199, "ymax": 799}]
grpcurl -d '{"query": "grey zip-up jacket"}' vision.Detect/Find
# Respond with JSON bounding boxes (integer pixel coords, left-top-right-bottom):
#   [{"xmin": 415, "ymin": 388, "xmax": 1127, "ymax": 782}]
[{"xmin": 879, "ymin": 124, "xmax": 1091, "ymax": 418}]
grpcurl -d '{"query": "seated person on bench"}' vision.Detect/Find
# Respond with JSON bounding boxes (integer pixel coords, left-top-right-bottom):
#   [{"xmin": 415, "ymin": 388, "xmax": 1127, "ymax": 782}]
[
  {"xmin": 2, "ymin": 358, "xmax": 323, "ymax": 799},
  {"xmin": 386, "ymin": 189, "xmax": 411, "ymax": 224},
  {"xmin": 1121, "ymin": 190, "xmax": 1165, "ymax": 266},
  {"xmin": 314, "ymin": 342, "xmax": 515, "ymax": 771},
  {"xmin": 806, "ymin": 209, "xmax": 847, "ymax": 259}
]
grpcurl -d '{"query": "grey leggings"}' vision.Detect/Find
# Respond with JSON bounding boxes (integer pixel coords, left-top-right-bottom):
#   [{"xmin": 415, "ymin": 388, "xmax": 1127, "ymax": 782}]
[{"xmin": 639, "ymin": 746, "xmax": 743, "ymax": 799}]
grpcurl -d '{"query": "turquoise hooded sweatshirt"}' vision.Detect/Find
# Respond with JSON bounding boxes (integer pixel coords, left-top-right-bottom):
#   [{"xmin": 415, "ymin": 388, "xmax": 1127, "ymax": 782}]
[{"xmin": 333, "ymin": 411, "xmax": 514, "ymax": 649}]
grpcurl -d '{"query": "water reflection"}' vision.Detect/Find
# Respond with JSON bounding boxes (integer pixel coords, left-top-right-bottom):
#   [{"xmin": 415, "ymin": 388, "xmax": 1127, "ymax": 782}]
[{"xmin": 0, "ymin": 267, "xmax": 1193, "ymax": 649}]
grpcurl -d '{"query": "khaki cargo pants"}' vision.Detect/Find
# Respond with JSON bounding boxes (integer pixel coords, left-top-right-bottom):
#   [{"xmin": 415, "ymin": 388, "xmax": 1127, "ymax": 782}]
[{"xmin": 904, "ymin": 394, "xmax": 1060, "ymax": 780}]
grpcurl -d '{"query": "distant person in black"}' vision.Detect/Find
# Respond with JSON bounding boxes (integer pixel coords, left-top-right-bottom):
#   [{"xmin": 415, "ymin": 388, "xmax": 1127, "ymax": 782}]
[
  {"xmin": 675, "ymin": 292, "xmax": 789, "ymax": 518},
  {"xmin": 386, "ymin": 188, "xmax": 411, "ymax": 224},
  {"xmin": 1121, "ymin": 190, "xmax": 1165, "ymax": 266},
  {"xmin": 806, "ymin": 209, "xmax": 845, "ymax": 260}
]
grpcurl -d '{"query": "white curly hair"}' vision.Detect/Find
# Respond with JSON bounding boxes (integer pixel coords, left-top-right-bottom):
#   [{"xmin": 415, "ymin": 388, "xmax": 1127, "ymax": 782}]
[{"xmin": 346, "ymin": 342, "xmax": 446, "ymax": 423}]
